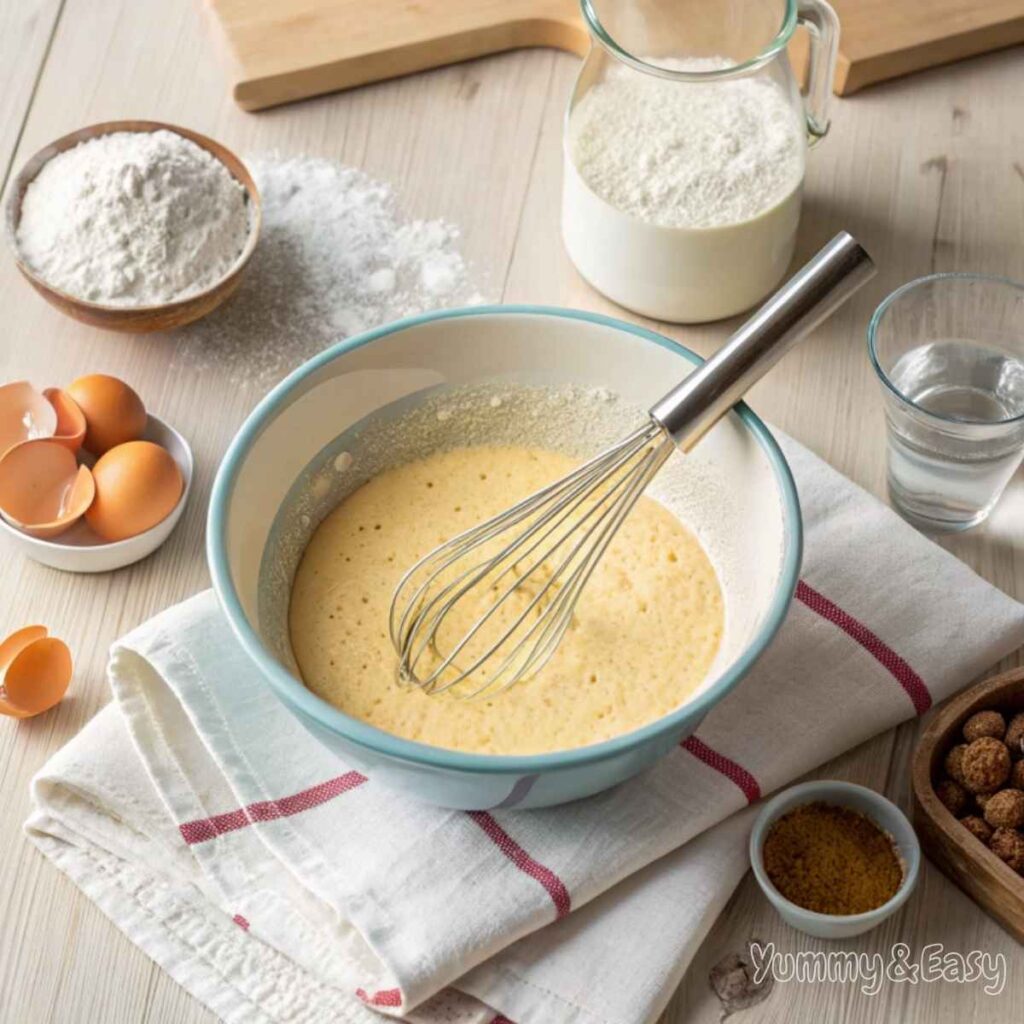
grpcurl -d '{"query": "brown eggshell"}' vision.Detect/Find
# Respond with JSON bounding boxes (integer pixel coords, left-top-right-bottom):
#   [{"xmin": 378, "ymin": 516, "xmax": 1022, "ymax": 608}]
[
  {"xmin": 0, "ymin": 380, "xmax": 57, "ymax": 458},
  {"xmin": 43, "ymin": 388, "xmax": 87, "ymax": 452},
  {"xmin": 67, "ymin": 374, "xmax": 147, "ymax": 455},
  {"xmin": 0, "ymin": 636, "xmax": 72, "ymax": 718},
  {"xmin": 0, "ymin": 625, "xmax": 48, "ymax": 674},
  {"xmin": 85, "ymin": 440, "xmax": 183, "ymax": 542},
  {"xmin": 0, "ymin": 439, "xmax": 95, "ymax": 538}
]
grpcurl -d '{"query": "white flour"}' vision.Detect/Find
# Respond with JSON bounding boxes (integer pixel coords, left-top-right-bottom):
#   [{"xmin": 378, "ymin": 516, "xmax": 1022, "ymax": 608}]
[
  {"xmin": 175, "ymin": 155, "xmax": 486, "ymax": 385},
  {"xmin": 568, "ymin": 59, "xmax": 804, "ymax": 229},
  {"xmin": 16, "ymin": 130, "xmax": 250, "ymax": 306}
]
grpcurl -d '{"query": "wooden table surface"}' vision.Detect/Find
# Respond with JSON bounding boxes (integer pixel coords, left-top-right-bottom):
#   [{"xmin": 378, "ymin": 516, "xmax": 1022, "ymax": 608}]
[{"xmin": 0, "ymin": 1, "xmax": 1022, "ymax": 1020}]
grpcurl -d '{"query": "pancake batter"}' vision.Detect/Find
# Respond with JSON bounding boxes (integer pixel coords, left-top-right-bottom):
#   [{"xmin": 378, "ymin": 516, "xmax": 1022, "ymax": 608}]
[{"xmin": 289, "ymin": 445, "xmax": 723, "ymax": 754}]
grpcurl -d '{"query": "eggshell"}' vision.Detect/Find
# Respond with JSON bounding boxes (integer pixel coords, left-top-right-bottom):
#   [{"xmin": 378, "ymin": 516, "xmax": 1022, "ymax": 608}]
[
  {"xmin": 67, "ymin": 374, "xmax": 147, "ymax": 455},
  {"xmin": 0, "ymin": 625, "xmax": 48, "ymax": 674},
  {"xmin": 0, "ymin": 633, "xmax": 72, "ymax": 718},
  {"xmin": 0, "ymin": 439, "xmax": 95, "ymax": 538},
  {"xmin": 85, "ymin": 440, "xmax": 183, "ymax": 542},
  {"xmin": 0, "ymin": 380, "xmax": 57, "ymax": 458},
  {"xmin": 43, "ymin": 387, "xmax": 87, "ymax": 452}
]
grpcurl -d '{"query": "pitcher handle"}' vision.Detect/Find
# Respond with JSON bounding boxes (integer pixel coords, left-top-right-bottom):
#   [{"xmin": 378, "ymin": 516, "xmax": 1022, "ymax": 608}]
[{"xmin": 797, "ymin": 0, "xmax": 840, "ymax": 145}]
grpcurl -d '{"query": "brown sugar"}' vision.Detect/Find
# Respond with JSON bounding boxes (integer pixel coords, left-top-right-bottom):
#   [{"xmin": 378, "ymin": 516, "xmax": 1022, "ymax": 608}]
[{"xmin": 762, "ymin": 802, "xmax": 903, "ymax": 915}]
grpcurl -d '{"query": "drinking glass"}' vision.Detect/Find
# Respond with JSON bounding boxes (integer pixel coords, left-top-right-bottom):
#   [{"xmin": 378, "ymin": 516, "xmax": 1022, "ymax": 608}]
[{"xmin": 868, "ymin": 274, "xmax": 1024, "ymax": 532}]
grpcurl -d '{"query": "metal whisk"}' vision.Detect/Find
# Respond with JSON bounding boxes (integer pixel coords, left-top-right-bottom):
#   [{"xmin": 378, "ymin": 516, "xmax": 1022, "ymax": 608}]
[{"xmin": 390, "ymin": 233, "xmax": 875, "ymax": 698}]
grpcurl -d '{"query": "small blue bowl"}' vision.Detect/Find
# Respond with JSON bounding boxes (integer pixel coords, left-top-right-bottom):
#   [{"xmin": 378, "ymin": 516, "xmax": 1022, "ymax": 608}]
[
  {"xmin": 750, "ymin": 781, "xmax": 921, "ymax": 939},
  {"xmin": 208, "ymin": 306, "xmax": 802, "ymax": 809}
]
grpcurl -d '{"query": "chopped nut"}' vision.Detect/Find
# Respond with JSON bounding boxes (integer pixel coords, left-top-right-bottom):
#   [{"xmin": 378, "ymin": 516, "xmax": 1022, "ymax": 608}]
[
  {"xmin": 989, "ymin": 828, "xmax": 1024, "ymax": 873},
  {"xmin": 983, "ymin": 789, "xmax": 1024, "ymax": 829},
  {"xmin": 1006, "ymin": 713, "xmax": 1024, "ymax": 758},
  {"xmin": 963, "ymin": 710, "xmax": 1006, "ymax": 742},
  {"xmin": 935, "ymin": 779, "xmax": 968, "ymax": 817},
  {"xmin": 961, "ymin": 736, "xmax": 1011, "ymax": 793},
  {"xmin": 960, "ymin": 815, "xmax": 993, "ymax": 845},
  {"xmin": 975, "ymin": 791, "xmax": 995, "ymax": 811},
  {"xmin": 945, "ymin": 743, "xmax": 969, "ymax": 785}
]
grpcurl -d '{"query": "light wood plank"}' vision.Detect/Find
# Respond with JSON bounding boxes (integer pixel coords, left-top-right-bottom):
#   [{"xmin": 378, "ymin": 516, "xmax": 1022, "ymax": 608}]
[
  {"xmin": 203, "ymin": 0, "xmax": 1024, "ymax": 110},
  {"xmin": 0, "ymin": 0, "xmax": 63, "ymax": 191},
  {"xmin": 207, "ymin": 0, "xmax": 584, "ymax": 110}
]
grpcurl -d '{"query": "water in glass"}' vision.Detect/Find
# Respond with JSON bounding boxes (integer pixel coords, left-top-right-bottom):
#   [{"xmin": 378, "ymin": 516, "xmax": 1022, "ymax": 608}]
[{"xmin": 884, "ymin": 340, "xmax": 1024, "ymax": 529}]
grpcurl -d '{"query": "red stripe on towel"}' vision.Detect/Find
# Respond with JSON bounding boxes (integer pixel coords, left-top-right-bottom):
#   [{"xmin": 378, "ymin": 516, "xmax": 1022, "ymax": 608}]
[
  {"xmin": 179, "ymin": 771, "xmax": 368, "ymax": 845},
  {"xmin": 232, "ymin": 914, "xmax": 250, "ymax": 930},
  {"xmin": 795, "ymin": 579, "xmax": 932, "ymax": 714},
  {"xmin": 681, "ymin": 736, "xmax": 761, "ymax": 803},
  {"xmin": 356, "ymin": 987, "xmax": 402, "ymax": 1007},
  {"xmin": 491, "ymin": 1016, "xmax": 517, "ymax": 1024},
  {"xmin": 468, "ymin": 811, "xmax": 572, "ymax": 918}
]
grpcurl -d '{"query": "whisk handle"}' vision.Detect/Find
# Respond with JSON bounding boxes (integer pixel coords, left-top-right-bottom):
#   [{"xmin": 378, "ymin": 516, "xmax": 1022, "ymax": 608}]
[{"xmin": 649, "ymin": 231, "xmax": 875, "ymax": 451}]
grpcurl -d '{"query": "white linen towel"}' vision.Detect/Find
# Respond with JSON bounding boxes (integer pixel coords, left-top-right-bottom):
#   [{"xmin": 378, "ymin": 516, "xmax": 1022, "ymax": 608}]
[{"xmin": 26, "ymin": 435, "xmax": 1024, "ymax": 1024}]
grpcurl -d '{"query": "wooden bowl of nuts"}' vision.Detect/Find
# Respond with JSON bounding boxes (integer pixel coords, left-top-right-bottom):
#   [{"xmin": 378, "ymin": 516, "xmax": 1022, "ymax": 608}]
[{"xmin": 912, "ymin": 666, "xmax": 1024, "ymax": 941}]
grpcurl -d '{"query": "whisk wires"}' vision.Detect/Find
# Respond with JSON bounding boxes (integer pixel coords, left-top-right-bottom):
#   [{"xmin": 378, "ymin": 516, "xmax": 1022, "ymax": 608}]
[{"xmin": 389, "ymin": 421, "xmax": 672, "ymax": 698}]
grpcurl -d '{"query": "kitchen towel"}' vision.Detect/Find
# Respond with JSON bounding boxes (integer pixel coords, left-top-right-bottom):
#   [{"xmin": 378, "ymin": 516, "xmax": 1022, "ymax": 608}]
[{"xmin": 26, "ymin": 434, "xmax": 1024, "ymax": 1024}]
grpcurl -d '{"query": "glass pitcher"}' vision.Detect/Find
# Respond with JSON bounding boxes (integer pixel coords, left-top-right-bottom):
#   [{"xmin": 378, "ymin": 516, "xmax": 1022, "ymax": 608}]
[{"xmin": 562, "ymin": 0, "xmax": 839, "ymax": 323}]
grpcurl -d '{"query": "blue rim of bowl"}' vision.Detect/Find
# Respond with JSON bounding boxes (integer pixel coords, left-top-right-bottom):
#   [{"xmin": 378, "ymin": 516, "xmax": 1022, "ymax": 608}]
[
  {"xmin": 867, "ymin": 271, "xmax": 1024, "ymax": 427},
  {"xmin": 207, "ymin": 304, "xmax": 803, "ymax": 775},
  {"xmin": 749, "ymin": 780, "xmax": 921, "ymax": 925}
]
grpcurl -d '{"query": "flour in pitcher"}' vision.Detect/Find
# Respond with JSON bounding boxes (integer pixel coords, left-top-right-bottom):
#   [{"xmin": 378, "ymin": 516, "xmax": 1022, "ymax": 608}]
[{"xmin": 563, "ymin": 57, "xmax": 806, "ymax": 321}]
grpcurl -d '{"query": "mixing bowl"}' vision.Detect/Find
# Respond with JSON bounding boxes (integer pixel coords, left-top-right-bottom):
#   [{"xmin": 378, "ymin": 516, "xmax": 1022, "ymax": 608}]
[{"xmin": 208, "ymin": 306, "xmax": 801, "ymax": 809}]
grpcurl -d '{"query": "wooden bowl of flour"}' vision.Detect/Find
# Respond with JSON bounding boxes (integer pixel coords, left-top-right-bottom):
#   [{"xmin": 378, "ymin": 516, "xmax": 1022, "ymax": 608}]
[{"xmin": 4, "ymin": 120, "xmax": 261, "ymax": 333}]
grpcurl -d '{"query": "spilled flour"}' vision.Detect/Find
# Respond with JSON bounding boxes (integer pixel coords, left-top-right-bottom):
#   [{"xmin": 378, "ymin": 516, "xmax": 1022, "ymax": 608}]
[{"xmin": 173, "ymin": 155, "xmax": 487, "ymax": 384}]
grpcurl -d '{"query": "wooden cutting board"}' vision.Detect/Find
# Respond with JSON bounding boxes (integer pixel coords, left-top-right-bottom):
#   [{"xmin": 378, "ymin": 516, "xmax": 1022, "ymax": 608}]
[{"xmin": 206, "ymin": 0, "xmax": 1024, "ymax": 111}]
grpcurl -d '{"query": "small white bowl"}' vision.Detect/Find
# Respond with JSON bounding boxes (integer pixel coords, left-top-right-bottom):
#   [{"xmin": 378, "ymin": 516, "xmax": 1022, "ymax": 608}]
[
  {"xmin": 0, "ymin": 413, "xmax": 192, "ymax": 573},
  {"xmin": 750, "ymin": 780, "xmax": 921, "ymax": 939}
]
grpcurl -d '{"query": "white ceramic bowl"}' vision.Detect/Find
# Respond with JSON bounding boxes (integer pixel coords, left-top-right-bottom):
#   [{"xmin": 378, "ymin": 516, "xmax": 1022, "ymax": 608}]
[
  {"xmin": 209, "ymin": 306, "xmax": 802, "ymax": 809},
  {"xmin": 750, "ymin": 780, "xmax": 921, "ymax": 939},
  {"xmin": 0, "ymin": 413, "xmax": 193, "ymax": 572}
]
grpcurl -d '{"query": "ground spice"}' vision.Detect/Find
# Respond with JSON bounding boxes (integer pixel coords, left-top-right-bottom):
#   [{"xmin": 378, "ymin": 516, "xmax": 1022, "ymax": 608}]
[{"xmin": 763, "ymin": 802, "xmax": 903, "ymax": 915}]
